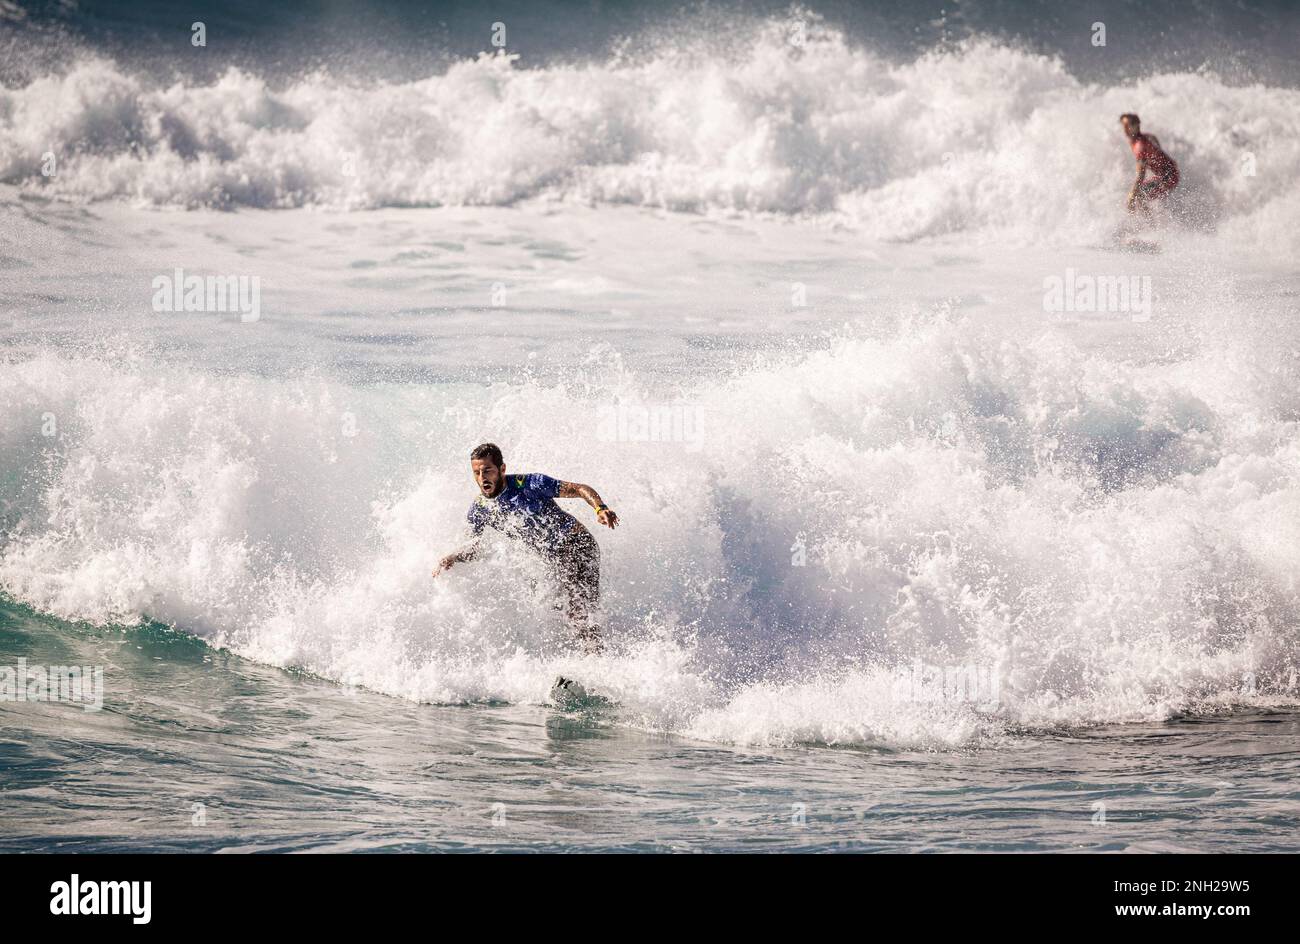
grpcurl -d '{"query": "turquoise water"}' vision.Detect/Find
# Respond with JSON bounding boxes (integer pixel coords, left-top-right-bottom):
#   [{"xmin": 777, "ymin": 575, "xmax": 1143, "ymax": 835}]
[{"xmin": 4, "ymin": 597, "xmax": 1297, "ymax": 853}]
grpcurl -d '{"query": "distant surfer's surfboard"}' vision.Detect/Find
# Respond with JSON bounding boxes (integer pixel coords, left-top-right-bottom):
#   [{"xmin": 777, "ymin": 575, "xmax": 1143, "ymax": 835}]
[
  {"xmin": 1094, "ymin": 236, "xmax": 1162, "ymax": 254},
  {"xmin": 1117, "ymin": 237, "xmax": 1162, "ymax": 254},
  {"xmin": 1106, "ymin": 224, "xmax": 1161, "ymax": 254}
]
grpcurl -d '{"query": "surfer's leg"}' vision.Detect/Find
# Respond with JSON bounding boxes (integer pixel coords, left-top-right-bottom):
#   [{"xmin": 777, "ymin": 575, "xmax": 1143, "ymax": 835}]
[
  {"xmin": 1133, "ymin": 182, "xmax": 1157, "ymax": 217},
  {"xmin": 554, "ymin": 528, "xmax": 602, "ymax": 652},
  {"xmin": 1143, "ymin": 174, "xmax": 1176, "ymax": 201}
]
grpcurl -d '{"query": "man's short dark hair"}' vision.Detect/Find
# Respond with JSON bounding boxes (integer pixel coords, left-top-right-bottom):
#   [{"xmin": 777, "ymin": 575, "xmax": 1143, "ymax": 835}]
[
  {"xmin": 1120, "ymin": 113, "xmax": 1140, "ymax": 125},
  {"xmin": 470, "ymin": 442, "xmax": 504, "ymax": 466}
]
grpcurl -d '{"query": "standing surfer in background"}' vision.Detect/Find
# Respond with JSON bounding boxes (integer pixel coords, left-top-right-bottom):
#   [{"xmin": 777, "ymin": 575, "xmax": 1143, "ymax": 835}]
[
  {"xmin": 1121, "ymin": 113, "xmax": 1179, "ymax": 217},
  {"xmin": 434, "ymin": 442, "xmax": 618, "ymax": 652}
]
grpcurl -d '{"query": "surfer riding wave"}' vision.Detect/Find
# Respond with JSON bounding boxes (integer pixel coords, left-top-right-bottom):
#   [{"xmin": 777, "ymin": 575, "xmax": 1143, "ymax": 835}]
[
  {"xmin": 433, "ymin": 442, "xmax": 619, "ymax": 652},
  {"xmin": 1121, "ymin": 112, "xmax": 1179, "ymax": 216}
]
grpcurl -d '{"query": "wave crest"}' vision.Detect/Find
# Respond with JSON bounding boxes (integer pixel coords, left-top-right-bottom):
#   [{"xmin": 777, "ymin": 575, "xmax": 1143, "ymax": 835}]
[{"xmin": 3, "ymin": 29, "xmax": 1297, "ymax": 249}]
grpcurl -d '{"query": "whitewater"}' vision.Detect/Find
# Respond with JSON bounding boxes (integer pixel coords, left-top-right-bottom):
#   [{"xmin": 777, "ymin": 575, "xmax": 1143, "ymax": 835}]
[
  {"xmin": 2, "ymin": 16, "xmax": 1298, "ymax": 784},
  {"xmin": 2, "ymin": 25, "xmax": 1298, "ymax": 254}
]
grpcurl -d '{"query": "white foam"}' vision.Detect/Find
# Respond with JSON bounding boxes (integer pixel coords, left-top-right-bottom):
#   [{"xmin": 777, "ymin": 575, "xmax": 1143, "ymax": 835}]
[
  {"xmin": 2, "ymin": 303, "xmax": 1296, "ymax": 748},
  {"xmin": 2, "ymin": 29, "xmax": 1297, "ymax": 253}
]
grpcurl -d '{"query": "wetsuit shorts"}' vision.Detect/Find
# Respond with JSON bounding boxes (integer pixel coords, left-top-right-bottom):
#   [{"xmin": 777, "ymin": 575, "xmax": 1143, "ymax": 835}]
[{"xmin": 551, "ymin": 525, "xmax": 600, "ymax": 615}]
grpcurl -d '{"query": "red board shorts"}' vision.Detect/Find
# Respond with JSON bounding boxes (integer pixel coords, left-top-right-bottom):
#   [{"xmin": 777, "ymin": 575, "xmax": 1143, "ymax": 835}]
[{"xmin": 1141, "ymin": 168, "xmax": 1179, "ymax": 200}]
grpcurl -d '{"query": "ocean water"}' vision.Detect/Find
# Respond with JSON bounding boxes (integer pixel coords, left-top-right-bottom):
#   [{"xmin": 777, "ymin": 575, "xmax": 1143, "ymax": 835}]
[
  {"xmin": 2, "ymin": 1, "xmax": 1299, "ymax": 852},
  {"xmin": 5, "ymin": 598, "xmax": 1300, "ymax": 852}
]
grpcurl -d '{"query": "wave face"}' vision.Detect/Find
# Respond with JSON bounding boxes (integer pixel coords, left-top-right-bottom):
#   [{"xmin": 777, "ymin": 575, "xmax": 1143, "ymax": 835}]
[
  {"xmin": 2, "ymin": 20, "xmax": 1298, "ymax": 249},
  {"xmin": 2, "ymin": 306, "xmax": 1297, "ymax": 749}
]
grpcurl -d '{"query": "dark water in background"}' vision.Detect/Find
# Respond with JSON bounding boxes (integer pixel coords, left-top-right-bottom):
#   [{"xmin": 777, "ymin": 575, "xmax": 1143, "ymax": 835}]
[
  {"xmin": 4, "ymin": 0, "xmax": 1300, "ymax": 86},
  {"xmin": 3, "ymin": 597, "xmax": 1299, "ymax": 852}
]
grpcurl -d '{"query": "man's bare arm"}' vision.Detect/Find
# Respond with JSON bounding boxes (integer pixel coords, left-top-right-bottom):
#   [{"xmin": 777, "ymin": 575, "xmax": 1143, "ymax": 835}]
[
  {"xmin": 433, "ymin": 537, "xmax": 481, "ymax": 576},
  {"xmin": 558, "ymin": 481, "xmax": 619, "ymax": 529}
]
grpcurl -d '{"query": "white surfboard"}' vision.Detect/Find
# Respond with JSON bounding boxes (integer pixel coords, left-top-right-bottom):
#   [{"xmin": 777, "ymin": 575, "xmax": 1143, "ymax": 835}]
[
  {"xmin": 1118, "ymin": 236, "xmax": 1162, "ymax": 253},
  {"xmin": 549, "ymin": 675, "xmax": 589, "ymax": 709}
]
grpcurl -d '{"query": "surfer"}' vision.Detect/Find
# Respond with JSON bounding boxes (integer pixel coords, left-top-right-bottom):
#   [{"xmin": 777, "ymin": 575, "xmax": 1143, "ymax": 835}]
[
  {"xmin": 1121, "ymin": 113, "xmax": 1179, "ymax": 216},
  {"xmin": 433, "ymin": 442, "xmax": 619, "ymax": 652}
]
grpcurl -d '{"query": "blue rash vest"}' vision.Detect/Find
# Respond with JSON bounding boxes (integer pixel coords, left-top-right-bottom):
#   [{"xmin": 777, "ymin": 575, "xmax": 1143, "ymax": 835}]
[{"xmin": 467, "ymin": 472, "xmax": 579, "ymax": 551}]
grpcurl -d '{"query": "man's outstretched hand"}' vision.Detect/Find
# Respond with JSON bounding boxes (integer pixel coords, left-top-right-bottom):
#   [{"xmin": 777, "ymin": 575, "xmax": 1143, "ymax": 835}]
[
  {"xmin": 432, "ymin": 554, "xmax": 457, "ymax": 577},
  {"xmin": 596, "ymin": 507, "xmax": 619, "ymax": 529}
]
